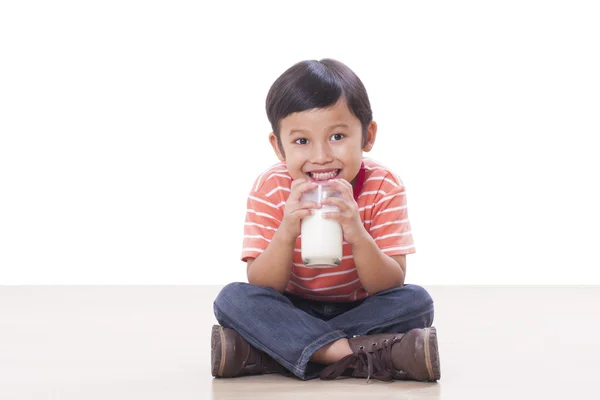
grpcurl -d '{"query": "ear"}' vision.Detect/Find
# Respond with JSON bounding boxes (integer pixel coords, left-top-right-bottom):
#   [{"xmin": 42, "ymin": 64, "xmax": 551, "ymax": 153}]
[
  {"xmin": 362, "ymin": 121, "xmax": 377, "ymax": 152},
  {"xmin": 269, "ymin": 132, "xmax": 285, "ymax": 161}
]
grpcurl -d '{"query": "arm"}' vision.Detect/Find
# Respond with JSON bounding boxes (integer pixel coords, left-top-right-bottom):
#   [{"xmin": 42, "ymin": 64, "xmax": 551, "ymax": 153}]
[
  {"xmin": 322, "ymin": 179, "xmax": 412, "ymax": 295},
  {"xmin": 245, "ymin": 178, "xmax": 319, "ymax": 293},
  {"xmin": 246, "ymin": 229, "xmax": 296, "ymax": 293},
  {"xmin": 351, "ymin": 231, "xmax": 406, "ymax": 294}
]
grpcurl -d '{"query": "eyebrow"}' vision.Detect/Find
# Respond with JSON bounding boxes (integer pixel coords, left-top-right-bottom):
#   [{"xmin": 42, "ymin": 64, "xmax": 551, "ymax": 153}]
[{"xmin": 289, "ymin": 124, "xmax": 349, "ymax": 136}]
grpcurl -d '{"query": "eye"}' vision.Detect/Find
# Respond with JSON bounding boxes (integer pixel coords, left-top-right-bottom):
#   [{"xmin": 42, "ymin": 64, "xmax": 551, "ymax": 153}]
[
  {"xmin": 331, "ymin": 133, "xmax": 344, "ymax": 141},
  {"xmin": 294, "ymin": 138, "xmax": 309, "ymax": 145}
]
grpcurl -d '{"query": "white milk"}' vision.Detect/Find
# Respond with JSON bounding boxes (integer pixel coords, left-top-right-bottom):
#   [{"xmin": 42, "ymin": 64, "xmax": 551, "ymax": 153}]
[{"xmin": 301, "ymin": 206, "xmax": 343, "ymax": 268}]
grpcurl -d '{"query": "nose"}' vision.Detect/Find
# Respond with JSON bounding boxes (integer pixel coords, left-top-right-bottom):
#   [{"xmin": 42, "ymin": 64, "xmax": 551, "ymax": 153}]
[{"xmin": 311, "ymin": 141, "xmax": 334, "ymax": 164}]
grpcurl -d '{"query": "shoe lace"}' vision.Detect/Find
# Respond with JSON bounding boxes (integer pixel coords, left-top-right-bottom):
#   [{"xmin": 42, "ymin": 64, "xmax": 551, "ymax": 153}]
[{"xmin": 319, "ymin": 336, "xmax": 405, "ymax": 382}]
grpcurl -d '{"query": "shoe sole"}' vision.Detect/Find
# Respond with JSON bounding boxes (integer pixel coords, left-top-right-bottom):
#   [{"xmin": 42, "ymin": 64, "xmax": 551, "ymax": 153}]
[
  {"xmin": 423, "ymin": 327, "xmax": 441, "ymax": 381},
  {"xmin": 211, "ymin": 325, "xmax": 226, "ymax": 377}
]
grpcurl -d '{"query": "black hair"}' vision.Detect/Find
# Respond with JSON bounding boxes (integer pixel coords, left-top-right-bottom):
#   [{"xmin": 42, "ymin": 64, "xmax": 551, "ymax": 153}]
[{"xmin": 266, "ymin": 58, "xmax": 373, "ymax": 153}]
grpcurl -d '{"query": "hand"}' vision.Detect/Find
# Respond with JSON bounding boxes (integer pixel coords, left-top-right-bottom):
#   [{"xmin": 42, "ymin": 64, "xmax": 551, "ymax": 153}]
[
  {"xmin": 321, "ymin": 179, "xmax": 368, "ymax": 245},
  {"xmin": 278, "ymin": 179, "xmax": 320, "ymax": 243}
]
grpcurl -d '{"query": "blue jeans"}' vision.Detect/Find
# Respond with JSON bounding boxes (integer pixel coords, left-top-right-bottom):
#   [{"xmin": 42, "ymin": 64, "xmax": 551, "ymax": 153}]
[{"xmin": 213, "ymin": 282, "xmax": 434, "ymax": 380}]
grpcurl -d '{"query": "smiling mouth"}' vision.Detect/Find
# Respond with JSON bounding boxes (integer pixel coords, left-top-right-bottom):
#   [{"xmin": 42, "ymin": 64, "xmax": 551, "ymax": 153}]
[{"xmin": 307, "ymin": 169, "xmax": 341, "ymax": 181}]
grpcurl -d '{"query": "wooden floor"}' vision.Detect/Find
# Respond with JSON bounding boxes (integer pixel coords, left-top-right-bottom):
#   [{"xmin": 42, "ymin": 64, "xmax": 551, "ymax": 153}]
[{"xmin": 1, "ymin": 285, "xmax": 599, "ymax": 399}]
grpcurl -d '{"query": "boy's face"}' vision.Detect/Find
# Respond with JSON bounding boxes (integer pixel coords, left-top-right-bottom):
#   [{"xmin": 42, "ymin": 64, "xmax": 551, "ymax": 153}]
[{"xmin": 269, "ymin": 99, "xmax": 377, "ymax": 187}]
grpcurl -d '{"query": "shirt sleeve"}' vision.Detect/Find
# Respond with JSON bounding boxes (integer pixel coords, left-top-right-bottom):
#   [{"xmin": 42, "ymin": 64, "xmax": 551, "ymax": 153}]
[
  {"xmin": 369, "ymin": 185, "xmax": 416, "ymax": 256},
  {"xmin": 240, "ymin": 191, "xmax": 283, "ymax": 262}
]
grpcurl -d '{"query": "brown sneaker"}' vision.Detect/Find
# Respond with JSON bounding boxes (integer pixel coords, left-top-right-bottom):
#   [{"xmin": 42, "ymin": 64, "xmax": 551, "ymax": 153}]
[
  {"xmin": 211, "ymin": 325, "xmax": 287, "ymax": 378},
  {"xmin": 319, "ymin": 327, "xmax": 440, "ymax": 382}
]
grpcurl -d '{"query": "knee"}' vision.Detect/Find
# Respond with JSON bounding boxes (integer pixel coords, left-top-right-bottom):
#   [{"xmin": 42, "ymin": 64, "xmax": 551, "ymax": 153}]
[
  {"xmin": 404, "ymin": 284, "xmax": 434, "ymax": 326},
  {"xmin": 404, "ymin": 284, "xmax": 434, "ymax": 309},
  {"xmin": 213, "ymin": 282, "xmax": 250, "ymax": 325},
  {"xmin": 213, "ymin": 282, "xmax": 249, "ymax": 312},
  {"xmin": 213, "ymin": 282, "xmax": 278, "ymax": 317}
]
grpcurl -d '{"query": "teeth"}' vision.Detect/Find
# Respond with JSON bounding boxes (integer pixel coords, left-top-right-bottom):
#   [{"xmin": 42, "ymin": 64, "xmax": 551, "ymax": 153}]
[{"xmin": 310, "ymin": 170, "xmax": 339, "ymax": 181}]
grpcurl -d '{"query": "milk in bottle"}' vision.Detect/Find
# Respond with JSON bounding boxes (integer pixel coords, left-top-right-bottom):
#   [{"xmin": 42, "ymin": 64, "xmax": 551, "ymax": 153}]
[{"xmin": 300, "ymin": 184, "xmax": 343, "ymax": 268}]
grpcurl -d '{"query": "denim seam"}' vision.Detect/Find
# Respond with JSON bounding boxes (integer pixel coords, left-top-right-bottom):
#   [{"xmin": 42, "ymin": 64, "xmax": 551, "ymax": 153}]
[
  {"xmin": 295, "ymin": 330, "xmax": 347, "ymax": 378},
  {"xmin": 353, "ymin": 302, "xmax": 434, "ymax": 336}
]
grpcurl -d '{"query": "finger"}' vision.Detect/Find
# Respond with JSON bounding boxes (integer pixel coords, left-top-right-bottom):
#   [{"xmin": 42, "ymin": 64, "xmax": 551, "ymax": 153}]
[
  {"xmin": 321, "ymin": 196, "xmax": 348, "ymax": 211},
  {"xmin": 335, "ymin": 178, "xmax": 354, "ymax": 191},
  {"xmin": 296, "ymin": 201, "xmax": 321, "ymax": 210},
  {"xmin": 290, "ymin": 178, "xmax": 307, "ymax": 189},
  {"xmin": 289, "ymin": 180, "xmax": 318, "ymax": 201},
  {"xmin": 295, "ymin": 209, "xmax": 314, "ymax": 220},
  {"xmin": 327, "ymin": 179, "xmax": 354, "ymax": 202},
  {"xmin": 291, "ymin": 177, "xmax": 318, "ymax": 189},
  {"xmin": 321, "ymin": 210, "xmax": 342, "ymax": 220}
]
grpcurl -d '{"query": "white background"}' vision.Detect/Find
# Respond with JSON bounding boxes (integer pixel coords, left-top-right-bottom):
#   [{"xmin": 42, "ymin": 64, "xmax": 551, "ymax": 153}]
[{"xmin": 1, "ymin": 0, "xmax": 598, "ymax": 285}]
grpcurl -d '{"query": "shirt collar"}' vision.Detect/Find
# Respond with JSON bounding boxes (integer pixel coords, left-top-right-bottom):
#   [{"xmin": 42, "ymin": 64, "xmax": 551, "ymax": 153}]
[{"xmin": 352, "ymin": 161, "xmax": 366, "ymax": 201}]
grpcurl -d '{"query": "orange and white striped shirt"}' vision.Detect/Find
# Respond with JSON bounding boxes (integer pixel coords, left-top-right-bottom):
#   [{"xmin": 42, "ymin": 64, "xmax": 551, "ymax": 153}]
[{"xmin": 241, "ymin": 158, "xmax": 416, "ymax": 302}]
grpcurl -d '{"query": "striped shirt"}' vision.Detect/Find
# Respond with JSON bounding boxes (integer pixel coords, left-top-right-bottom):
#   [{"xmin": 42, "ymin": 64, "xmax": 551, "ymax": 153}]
[{"xmin": 241, "ymin": 158, "xmax": 416, "ymax": 302}]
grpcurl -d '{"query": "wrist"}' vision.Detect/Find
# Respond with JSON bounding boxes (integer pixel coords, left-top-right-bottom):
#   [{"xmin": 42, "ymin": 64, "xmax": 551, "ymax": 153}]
[
  {"xmin": 349, "ymin": 226, "xmax": 373, "ymax": 248},
  {"xmin": 274, "ymin": 225, "xmax": 298, "ymax": 247}
]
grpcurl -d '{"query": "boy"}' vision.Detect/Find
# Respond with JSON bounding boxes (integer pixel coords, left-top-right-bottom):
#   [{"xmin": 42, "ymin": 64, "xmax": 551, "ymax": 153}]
[{"xmin": 211, "ymin": 59, "xmax": 440, "ymax": 383}]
